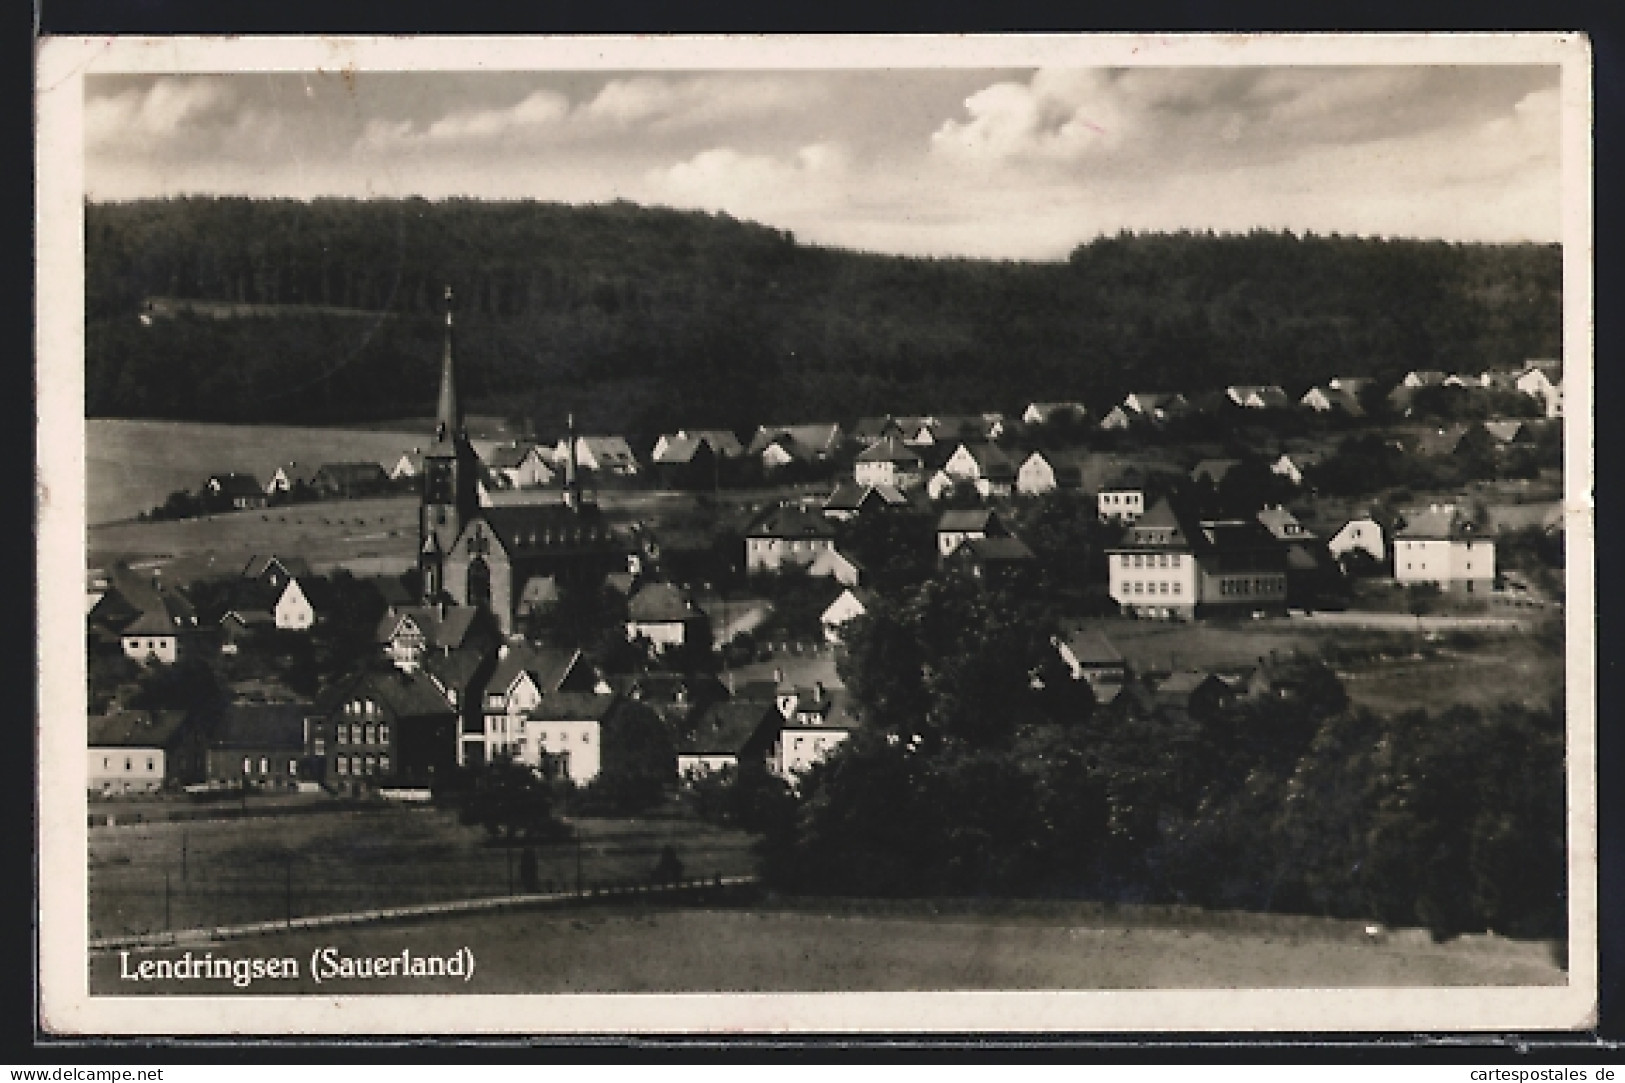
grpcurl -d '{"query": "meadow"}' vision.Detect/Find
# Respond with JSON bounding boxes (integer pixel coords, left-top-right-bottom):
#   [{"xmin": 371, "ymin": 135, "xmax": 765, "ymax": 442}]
[
  {"xmin": 87, "ymin": 418, "xmax": 507, "ymax": 525},
  {"xmin": 90, "ymin": 899, "xmax": 1564, "ymax": 994},
  {"xmin": 88, "ymin": 804, "xmax": 757, "ymax": 941}
]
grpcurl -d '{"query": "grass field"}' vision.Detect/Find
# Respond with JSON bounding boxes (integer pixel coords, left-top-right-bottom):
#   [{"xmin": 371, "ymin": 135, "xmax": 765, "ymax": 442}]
[
  {"xmin": 89, "ymin": 902, "xmax": 1564, "ymax": 994},
  {"xmin": 88, "ymin": 805, "xmax": 757, "ymax": 940}
]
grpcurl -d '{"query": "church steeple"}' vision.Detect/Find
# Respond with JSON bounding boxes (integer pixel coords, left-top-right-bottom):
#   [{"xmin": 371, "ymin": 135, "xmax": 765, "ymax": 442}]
[{"xmin": 435, "ymin": 285, "xmax": 461, "ymax": 444}]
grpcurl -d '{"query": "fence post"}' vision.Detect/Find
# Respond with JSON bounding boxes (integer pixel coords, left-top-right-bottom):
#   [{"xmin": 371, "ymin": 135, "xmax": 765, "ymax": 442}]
[{"xmin": 164, "ymin": 869, "xmax": 171, "ymax": 932}]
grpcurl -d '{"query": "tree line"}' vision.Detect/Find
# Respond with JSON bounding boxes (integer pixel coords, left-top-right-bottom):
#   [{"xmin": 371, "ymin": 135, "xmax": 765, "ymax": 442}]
[{"xmin": 87, "ymin": 198, "xmax": 1561, "ymax": 437}]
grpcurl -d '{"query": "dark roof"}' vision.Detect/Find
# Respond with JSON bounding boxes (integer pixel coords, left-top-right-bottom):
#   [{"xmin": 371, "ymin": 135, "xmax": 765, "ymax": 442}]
[
  {"xmin": 748, "ymin": 505, "xmax": 837, "ymax": 539},
  {"xmin": 477, "ymin": 505, "xmax": 627, "ymax": 558},
  {"xmin": 652, "ymin": 434, "xmax": 709, "ymax": 465},
  {"xmin": 316, "ymin": 668, "xmax": 454, "ymax": 719},
  {"xmin": 1190, "ymin": 458, "xmax": 1243, "ymax": 484},
  {"xmin": 207, "ymin": 473, "xmax": 264, "ymax": 498},
  {"xmin": 210, "ymin": 702, "xmax": 310, "ymax": 750},
  {"xmin": 857, "ymin": 436, "xmax": 924, "ymax": 464},
  {"xmin": 488, "ymin": 643, "xmax": 585, "ymax": 695},
  {"xmin": 315, "ymin": 462, "xmax": 390, "ymax": 482},
  {"xmin": 364, "ymin": 576, "xmax": 416, "ymax": 607},
  {"xmin": 1155, "ymin": 670, "xmax": 1226, "ymax": 700},
  {"xmin": 953, "ymin": 535, "xmax": 1035, "ymax": 563},
  {"xmin": 422, "ymin": 645, "xmax": 494, "ymax": 694},
  {"xmin": 682, "ymin": 700, "xmax": 779, "ymax": 755},
  {"xmin": 527, "ymin": 692, "xmax": 618, "ymax": 723},
  {"xmin": 1061, "ymin": 628, "xmax": 1123, "ymax": 667},
  {"xmin": 1397, "ymin": 507, "xmax": 1485, "ymax": 540},
  {"xmin": 485, "ymin": 443, "xmax": 547, "ymax": 470},
  {"xmin": 953, "ymin": 441, "xmax": 1016, "ymax": 481},
  {"xmin": 937, "ymin": 509, "xmax": 1000, "ymax": 533},
  {"xmin": 627, "ymin": 581, "xmax": 702, "ymax": 623},
  {"xmin": 88, "ymin": 710, "xmax": 189, "ymax": 748},
  {"xmin": 374, "ymin": 605, "xmax": 483, "ymax": 649},
  {"xmin": 243, "ymin": 555, "xmax": 313, "ymax": 581}
]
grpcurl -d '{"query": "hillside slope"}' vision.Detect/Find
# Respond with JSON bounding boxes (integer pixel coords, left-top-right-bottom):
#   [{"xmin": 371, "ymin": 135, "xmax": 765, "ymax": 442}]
[{"xmin": 86, "ymin": 198, "xmax": 1563, "ymax": 435}]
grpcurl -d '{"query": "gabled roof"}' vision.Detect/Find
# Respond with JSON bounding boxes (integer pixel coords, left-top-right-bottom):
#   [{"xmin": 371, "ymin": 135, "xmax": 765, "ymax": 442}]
[
  {"xmin": 88, "ymin": 710, "xmax": 189, "ymax": 749},
  {"xmin": 317, "ymin": 668, "xmax": 456, "ymax": 719},
  {"xmin": 1154, "ymin": 670, "xmax": 1228, "ymax": 703},
  {"xmin": 1255, "ymin": 506, "xmax": 1312, "ymax": 541},
  {"xmin": 315, "ymin": 461, "xmax": 390, "ymax": 482},
  {"xmin": 748, "ymin": 505, "xmax": 837, "ymax": 539},
  {"xmin": 683, "ymin": 429, "xmax": 746, "ymax": 458},
  {"xmin": 950, "ymin": 441, "xmax": 1017, "ymax": 480},
  {"xmin": 487, "ymin": 643, "xmax": 585, "ymax": 697},
  {"xmin": 1397, "ymin": 507, "xmax": 1486, "ymax": 541},
  {"xmin": 207, "ymin": 473, "xmax": 264, "ymax": 498},
  {"xmin": 374, "ymin": 605, "xmax": 483, "ymax": 649},
  {"xmin": 1060, "ymin": 627, "xmax": 1123, "ymax": 667},
  {"xmin": 821, "ymin": 587, "xmax": 875, "ymax": 622},
  {"xmin": 243, "ymin": 555, "xmax": 313, "ymax": 582},
  {"xmin": 210, "ymin": 702, "xmax": 310, "ymax": 750},
  {"xmin": 363, "ymin": 576, "xmax": 416, "ymax": 607},
  {"xmin": 422, "ymin": 645, "xmax": 493, "ymax": 695},
  {"xmin": 627, "ymin": 581, "xmax": 702, "ymax": 624},
  {"xmin": 121, "ymin": 596, "xmax": 199, "ymax": 637},
  {"xmin": 937, "ymin": 508, "xmax": 999, "ymax": 533},
  {"xmin": 1482, "ymin": 420, "xmax": 1528, "ymax": 444},
  {"xmin": 476, "ymin": 505, "xmax": 625, "ymax": 558},
  {"xmin": 485, "ymin": 443, "xmax": 548, "ymax": 470},
  {"xmin": 563, "ymin": 435, "xmax": 639, "ymax": 467},
  {"xmin": 952, "ymin": 535, "xmax": 1035, "ymax": 563},
  {"xmin": 857, "ymin": 435, "xmax": 925, "ymax": 464},
  {"xmin": 1024, "ymin": 401, "xmax": 1087, "ymax": 422},
  {"xmin": 652, "ymin": 434, "xmax": 708, "ymax": 465},
  {"xmin": 748, "ymin": 423, "xmax": 843, "ymax": 456},
  {"xmin": 682, "ymin": 700, "xmax": 780, "ymax": 756},
  {"xmin": 1226, "ymin": 385, "xmax": 1291, "ymax": 409},
  {"xmin": 1190, "ymin": 458, "xmax": 1243, "ymax": 484},
  {"xmin": 526, "ymin": 691, "xmax": 619, "ymax": 724},
  {"xmin": 851, "ymin": 416, "xmax": 904, "ymax": 441}
]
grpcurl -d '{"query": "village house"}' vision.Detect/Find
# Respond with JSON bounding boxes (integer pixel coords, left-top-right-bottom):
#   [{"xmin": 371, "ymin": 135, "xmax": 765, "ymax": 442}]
[
  {"xmin": 1394, "ymin": 505, "xmax": 1496, "ymax": 592},
  {"xmin": 375, "ymin": 603, "xmax": 495, "ymax": 672},
  {"xmin": 854, "ymin": 436, "xmax": 926, "ymax": 489},
  {"xmin": 1102, "ymin": 392, "xmax": 1188, "ymax": 430},
  {"xmin": 945, "ymin": 535, "xmax": 1037, "ymax": 582},
  {"xmin": 311, "ymin": 668, "xmax": 459, "ymax": 793},
  {"xmin": 265, "ymin": 462, "xmax": 319, "ymax": 495},
  {"xmin": 850, "ymin": 416, "xmax": 905, "ymax": 447},
  {"xmin": 942, "ymin": 441, "xmax": 1017, "ymax": 497},
  {"xmin": 389, "ymin": 450, "xmax": 422, "ymax": 481},
  {"xmin": 677, "ymin": 699, "xmax": 781, "ymax": 780},
  {"xmin": 1097, "ymin": 477, "xmax": 1148, "ymax": 524},
  {"xmin": 822, "ymin": 480, "xmax": 916, "ymax": 521},
  {"xmin": 1225, "ymin": 385, "xmax": 1291, "ymax": 410},
  {"xmin": 1015, "ymin": 449, "xmax": 1083, "ymax": 496},
  {"xmin": 745, "ymin": 505, "xmax": 837, "ymax": 573},
  {"xmin": 203, "ymin": 701, "xmax": 313, "ymax": 791},
  {"xmin": 91, "ymin": 566, "xmax": 202, "ymax": 666},
  {"xmin": 652, "ymin": 429, "xmax": 744, "ymax": 462},
  {"xmin": 311, "ymin": 461, "xmax": 392, "ymax": 500},
  {"xmin": 1022, "ymin": 401, "xmax": 1088, "ymax": 426},
  {"xmin": 421, "ymin": 645, "xmax": 494, "ymax": 747},
  {"xmin": 650, "ymin": 434, "xmax": 721, "ymax": 488},
  {"xmin": 205, "ymin": 472, "xmax": 268, "ymax": 510},
  {"xmin": 936, "ymin": 508, "xmax": 1010, "ymax": 561},
  {"xmin": 806, "ymin": 546, "xmax": 864, "ymax": 588},
  {"xmin": 88, "ymin": 709, "xmax": 199, "ymax": 794},
  {"xmin": 1053, "ymin": 627, "xmax": 1129, "ymax": 690},
  {"xmin": 1255, "ymin": 505, "xmax": 1314, "ymax": 543},
  {"xmin": 465, "ymin": 642, "xmax": 597, "ymax": 767},
  {"xmin": 1152, "ymin": 671, "xmax": 1236, "ymax": 720},
  {"xmin": 768, "ymin": 686, "xmax": 857, "ymax": 782},
  {"xmin": 1269, "ymin": 452, "xmax": 1322, "ymax": 487},
  {"xmin": 625, "ymin": 580, "xmax": 709, "ymax": 650},
  {"xmin": 554, "ymin": 434, "xmax": 640, "ymax": 475},
  {"xmin": 820, "ymin": 586, "xmax": 874, "ymax": 644},
  {"xmin": 1106, "ymin": 498, "xmax": 1288, "ymax": 620},
  {"xmin": 1190, "ymin": 458, "xmax": 1243, "ymax": 487},
  {"xmin": 1299, "ymin": 385, "xmax": 1366, "ymax": 416},
  {"xmin": 1516, "ymin": 359, "xmax": 1563, "ymax": 418},
  {"xmin": 1327, "ymin": 516, "xmax": 1386, "ymax": 565},
  {"xmin": 747, "ymin": 423, "xmax": 844, "ymax": 463},
  {"xmin": 519, "ymin": 692, "xmax": 619, "ymax": 784},
  {"xmin": 485, "ymin": 443, "xmax": 557, "ymax": 489}
]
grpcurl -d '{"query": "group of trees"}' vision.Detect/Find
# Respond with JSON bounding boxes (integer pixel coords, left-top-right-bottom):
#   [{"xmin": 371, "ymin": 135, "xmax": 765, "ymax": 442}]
[
  {"xmin": 87, "ymin": 199, "xmax": 1561, "ymax": 435},
  {"xmin": 735, "ymin": 575, "xmax": 1566, "ymax": 941}
]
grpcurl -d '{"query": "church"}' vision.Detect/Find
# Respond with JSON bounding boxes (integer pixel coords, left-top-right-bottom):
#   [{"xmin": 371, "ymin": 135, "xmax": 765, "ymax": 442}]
[{"xmin": 418, "ymin": 288, "xmax": 631, "ymax": 637}]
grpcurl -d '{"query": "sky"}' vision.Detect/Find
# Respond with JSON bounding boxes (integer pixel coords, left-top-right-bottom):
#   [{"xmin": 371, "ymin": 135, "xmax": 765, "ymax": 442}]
[{"xmin": 83, "ymin": 66, "xmax": 1563, "ymax": 260}]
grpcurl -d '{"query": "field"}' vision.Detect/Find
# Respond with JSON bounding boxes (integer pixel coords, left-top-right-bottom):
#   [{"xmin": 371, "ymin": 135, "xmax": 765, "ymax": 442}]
[
  {"xmin": 88, "ymin": 805, "xmax": 757, "ymax": 940},
  {"xmin": 89, "ymin": 901, "xmax": 1564, "ymax": 995}
]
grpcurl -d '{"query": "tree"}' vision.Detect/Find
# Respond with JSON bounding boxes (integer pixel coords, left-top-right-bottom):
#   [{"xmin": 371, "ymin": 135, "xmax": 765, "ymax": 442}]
[
  {"xmin": 459, "ymin": 758, "xmax": 561, "ymax": 842},
  {"xmin": 581, "ymin": 700, "xmax": 675, "ymax": 814}
]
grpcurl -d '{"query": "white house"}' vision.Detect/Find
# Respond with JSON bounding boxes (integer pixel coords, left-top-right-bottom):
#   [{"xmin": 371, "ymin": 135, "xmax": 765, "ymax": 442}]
[
  {"xmin": 389, "ymin": 450, "xmax": 422, "ymax": 481},
  {"xmin": 1226, "ymin": 385, "xmax": 1290, "ymax": 410},
  {"xmin": 807, "ymin": 547, "xmax": 864, "ymax": 588},
  {"xmin": 820, "ymin": 587, "xmax": 873, "ymax": 643},
  {"xmin": 624, "ymin": 581, "xmax": 706, "ymax": 650},
  {"xmin": 555, "ymin": 435, "xmax": 640, "ymax": 475},
  {"xmin": 1016, "ymin": 450, "xmax": 1080, "ymax": 496},
  {"xmin": 1328, "ymin": 517, "xmax": 1385, "ymax": 563},
  {"xmin": 465, "ymin": 644, "xmax": 594, "ymax": 767},
  {"xmin": 854, "ymin": 436, "xmax": 925, "ymax": 489},
  {"xmin": 745, "ymin": 505, "xmax": 837, "ymax": 573},
  {"xmin": 517, "ymin": 693, "xmax": 616, "ymax": 784},
  {"xmin": 273, "ymin": 578, "xmax": 317, "ymax": 631},
  {"xmin": 1269, "ymin": 452, "xmax": 1321, "ymax": 487},
  {"xmin": 486, "ymin": 443, "xmax": 556, "ymax": 489},
  {"xmin": 1097, "ymin": 484, "xmax": 1146, "ymax": 523},
  {"xmin": 1394, "ymin": 506, "xmax": 1494, "ymax": 592},
  {"xmin": 88, "ymin": 710, "xmax": 190, "ymax": 795},
  {"xmin": 942, "ymin": 442, "xmax": 1016, "ymax": 497},
  {"xmin": 936, "ymin": 508, "xmax": 1007, "ymax": 560},
  {"xmin": 1022, "ymin": 401, "xmax": 1087, "ymax": 426},
  {"xmin": 1516, "ymin": 360, "xmax": 1563, "ymax": 418}
]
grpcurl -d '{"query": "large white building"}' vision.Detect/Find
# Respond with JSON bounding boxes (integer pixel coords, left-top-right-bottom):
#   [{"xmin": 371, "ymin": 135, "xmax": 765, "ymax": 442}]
[
  {"xmin": 1393, "ymin": 506, "xmax": 1495, "ymax": 592},
  {"xmin": 1106, "ymin": 499, "xmax": 1287, "ymax": 620}
]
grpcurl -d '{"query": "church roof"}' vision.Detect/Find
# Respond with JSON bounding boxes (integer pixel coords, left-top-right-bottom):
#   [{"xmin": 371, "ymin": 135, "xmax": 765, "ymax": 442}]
[{"xmin": 476, "ymin": 505, "xmax": 626, "ymax": 558}]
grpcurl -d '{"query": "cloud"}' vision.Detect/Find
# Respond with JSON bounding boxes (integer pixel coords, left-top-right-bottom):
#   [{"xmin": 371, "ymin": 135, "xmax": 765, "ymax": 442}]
[
  {"xmin": 581, "ymin": 75, "xmax": 816, "ymax": 131},
  {"xmin": 651, "ymin": 142, "xmax": 849, "ymax": 209},
  {"xmin": 86, "ymin": 78, "xmax": 233, "ymax": 149}
]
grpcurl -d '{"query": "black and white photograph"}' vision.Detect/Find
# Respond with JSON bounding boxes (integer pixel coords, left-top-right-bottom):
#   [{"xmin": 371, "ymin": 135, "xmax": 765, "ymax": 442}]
[{"xmin": 35, "ymin": 33, "xmax": 1595, "ymax": 1035}]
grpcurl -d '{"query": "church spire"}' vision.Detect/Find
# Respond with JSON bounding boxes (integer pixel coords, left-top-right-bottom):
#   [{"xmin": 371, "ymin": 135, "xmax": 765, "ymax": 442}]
[{"xmin": 435, "ymin": 284, "xmax": 461, "ymax": 443}]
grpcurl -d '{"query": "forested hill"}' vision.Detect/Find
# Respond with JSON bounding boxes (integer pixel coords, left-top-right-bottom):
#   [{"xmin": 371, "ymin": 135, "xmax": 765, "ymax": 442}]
[{"xmin": 85, "ymin": 197, "xmax": 1562, "ymax": 435}]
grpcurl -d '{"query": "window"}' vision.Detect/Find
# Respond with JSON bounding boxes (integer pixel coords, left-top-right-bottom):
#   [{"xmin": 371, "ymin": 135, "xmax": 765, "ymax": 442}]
[
  {"xmin": 1159, "ymin": 582, "xmax": 1169, "ymax": 594},
  {"xmin": 379, "ymin": 755, "xmax": 390, "ymax": 773},
  {"xmin": 363, "ymin": 724, "xmax": 375, "ymax": 745},
  {"xmin": 289, "ymin": 760, "xmax": 298, "ymax": 777},
  {"xmin": 337, "ymin": 757, "xmax": 349, "ymax": 775},
  {"xmin": 242, "ymin": 757, "xmax": 252, "ymax": 775},
  {"xmin": 1172, "ymin": 555, "xmax": 1181, "ymax": 567},
  {"xmin": 336, "ymin": 723, "xmax": 348, "ymax": 744},
  {"xmin": 146, "ymin": 758, "xmax": 154, "ymax": 771},
  {"xmin": 582, "ymin": 732, "xmax": 591, "ymax": 743},
  {"xmin": 378, "ymin": 724, "xmax": 389, "ymax": 744},
  {"xmin": 102, "ymin": 757, "xmax": 109, "ymax": 769},
  {"xmin": 537, "ymin": 731, "xmax": 547, "ymax": 743},
  {"xmin": 313, "ymin": 738, "xmax": 325, "ymax": 755},
  {"xmin": 125, "ymin": 758, "xmax": 132, "ymax": 771},
  {"xmin": 1173, "ymin": 582, "xmax": 1181, "ymax": 595},
  {"xmin": 259, "ymin": 757, "xmax": 269, "ymax": 775},
  {"xmin": 365, "ymin": 755, "xmax": 376, "ymax": 774}
]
